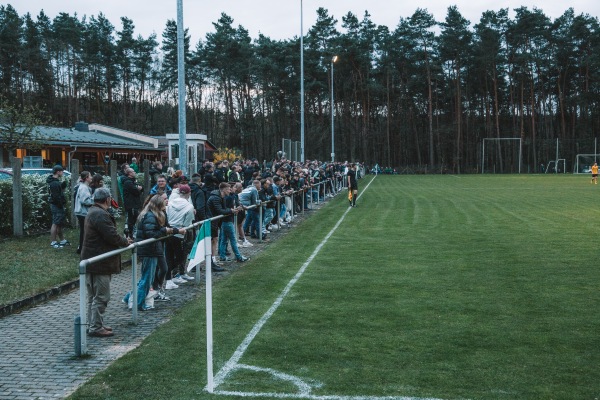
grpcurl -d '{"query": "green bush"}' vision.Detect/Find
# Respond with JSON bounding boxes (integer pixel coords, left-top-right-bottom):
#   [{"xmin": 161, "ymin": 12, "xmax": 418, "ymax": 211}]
[
  {"xmin": 0, "ymin": 173, "xmax": 130, "ymax": 236},
  {"xmin": 0, "ymin": 175, "xmax": 72, "ymax": 235}
]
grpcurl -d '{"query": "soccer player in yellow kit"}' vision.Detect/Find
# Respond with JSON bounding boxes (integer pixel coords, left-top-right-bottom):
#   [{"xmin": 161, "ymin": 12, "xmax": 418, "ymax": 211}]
[{"xmin": 592, "ymin": 162, "xmax": 598, "ymax": 184}]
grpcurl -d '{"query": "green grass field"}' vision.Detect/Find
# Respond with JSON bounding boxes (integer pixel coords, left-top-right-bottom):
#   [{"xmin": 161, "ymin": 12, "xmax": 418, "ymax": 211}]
[{"xmin": 70, "ymin": 175, "xmax": 600, "ymax": 400}]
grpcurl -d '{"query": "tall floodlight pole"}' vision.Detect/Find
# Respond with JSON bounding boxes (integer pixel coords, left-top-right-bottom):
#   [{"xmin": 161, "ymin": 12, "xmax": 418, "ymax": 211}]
[
  {"xmin": 331, "ymin": 55, "xmax": 338, "ymax": 163},
  {"xmin": 300, "ymin": 0, "xmax": 305, "ymax": 162},
  {"xmin": 177, "ymin": 0, "xmax": 187, "ymax": 174}
]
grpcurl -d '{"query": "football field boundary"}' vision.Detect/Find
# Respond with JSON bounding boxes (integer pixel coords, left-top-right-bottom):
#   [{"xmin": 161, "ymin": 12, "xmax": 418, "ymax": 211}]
[{"xmin": 205, "ymin": 175, "xmax": 444, "ymax": 399}]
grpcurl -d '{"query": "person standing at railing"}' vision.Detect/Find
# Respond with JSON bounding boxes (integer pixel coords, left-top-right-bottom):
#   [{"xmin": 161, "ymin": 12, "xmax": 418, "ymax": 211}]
[
  {"xmin": 239, "ymin": 179, "xmax": 261, "ymax": 240},
  {"xmin": 218, "ymin": 184, "xmax": 249, "ymax": 263},
  {"xmin": 206, "ymin": 182, "xmax": 233, "ymax": 272},
  {"xmin": 165, "ymin": 184, "xmax": 196, "ymax": 287},
  {"xmin": 259, "ymin": 179, "xmax": 276, "ymax": 233},
  {"xmin": 189, "ymin": 174, "xmax": 207, "ymax": 222},
  {"xmin": 123, "ymin": 194, "xmax": 184, "ymax": 310},
  {"xmin": 81, "ymin": 188, "xmax": 132, "ymax": 337},
  {"xmin": 232, "ymin": 182, "xmax": 253, "ymax": 247}
]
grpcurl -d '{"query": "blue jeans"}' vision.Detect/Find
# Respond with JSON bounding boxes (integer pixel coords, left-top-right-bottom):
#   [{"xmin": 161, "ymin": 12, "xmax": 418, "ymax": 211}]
[
  {"xmin": 263, "ymin": 208, "xmax": 275, "ymax": 228},
  {"xmin": 244, "ymin": 208, "xmax": 259, "ymax": 236},
  {"xmin": 124, "ymin": 256, "xmax": 157, "ymax": 310},
  {"xmin": 279, "ymin": 203, "xmax": 287, "ymax": 219},
  {"xmin": 219, "ymin": 222, "xmax": 242, "ymax": 259}
]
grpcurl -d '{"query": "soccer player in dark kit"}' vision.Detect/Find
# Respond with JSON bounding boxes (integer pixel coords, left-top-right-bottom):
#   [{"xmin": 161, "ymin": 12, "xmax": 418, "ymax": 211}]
[{"xmin": 347, "ymin": 163, "xmax": 358, "ymax": 207}]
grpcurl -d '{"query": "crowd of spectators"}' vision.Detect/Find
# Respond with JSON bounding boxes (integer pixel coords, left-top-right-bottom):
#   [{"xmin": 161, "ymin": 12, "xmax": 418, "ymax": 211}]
[{"xmin": 74, "ymin": 155, "xmax": 362, "ymax": 335}]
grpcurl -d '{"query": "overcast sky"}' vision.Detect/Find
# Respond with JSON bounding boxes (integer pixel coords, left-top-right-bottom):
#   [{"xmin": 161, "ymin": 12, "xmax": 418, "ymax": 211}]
[{"xmin": 10, "ymin": 0, "xmax": 600, "ymax": 44}]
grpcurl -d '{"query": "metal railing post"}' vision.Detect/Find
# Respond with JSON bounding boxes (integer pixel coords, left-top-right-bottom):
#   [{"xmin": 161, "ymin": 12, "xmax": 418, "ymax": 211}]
[
  {"xmin": 131, "ymin": 247, "xmax": 138, "ymax": 323},
  {"xmin": 77, "ymin": 262, "xmax": 88, "ymax": 356},
  {"xmin": 302, "ymin": 189, "xmax": 305, "ymax": 214},
  {"xmin": 258, "ymin": 201, "xmax": 263, "ymax": 242},
  {"xmin": 291, "ymin": 192, "xmax": 295, "ymax": 221},
  {"xmin": 276, "ymin": 198, "xmax": 281, "ymax": 228}
]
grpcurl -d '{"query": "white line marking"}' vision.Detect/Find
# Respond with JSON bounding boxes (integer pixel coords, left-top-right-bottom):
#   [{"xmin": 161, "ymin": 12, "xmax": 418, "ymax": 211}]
[
  {"xmin": 212, "ymin": 389, "xmax": 444, "ymax": 400},
  {"xmin": 210, "ymin": 177, "xmax": 378, "ymax": 391}
]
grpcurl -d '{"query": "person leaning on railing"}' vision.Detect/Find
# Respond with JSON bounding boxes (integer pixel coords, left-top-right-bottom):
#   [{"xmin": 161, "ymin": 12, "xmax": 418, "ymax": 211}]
[{"xmin": 81, "ymin": 187, "xmax": 132, "ymax": 338}]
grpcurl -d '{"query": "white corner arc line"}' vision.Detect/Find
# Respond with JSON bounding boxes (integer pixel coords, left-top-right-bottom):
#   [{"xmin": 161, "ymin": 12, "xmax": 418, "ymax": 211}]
[{"xmin": 210, "ymin": 176, "xmax": 378, "ymax": 391}]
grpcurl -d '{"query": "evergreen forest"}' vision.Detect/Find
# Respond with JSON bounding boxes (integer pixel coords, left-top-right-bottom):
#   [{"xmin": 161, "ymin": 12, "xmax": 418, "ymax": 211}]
[{"xmin": 1, "ymin": 4, "xmax": 600, "ymax": 172}]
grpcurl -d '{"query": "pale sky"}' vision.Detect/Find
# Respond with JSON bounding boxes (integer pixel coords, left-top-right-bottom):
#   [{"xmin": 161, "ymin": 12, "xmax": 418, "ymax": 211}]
[{"xmin": 9, "ymin": 0, "xmax": 600, "ymax": 45}]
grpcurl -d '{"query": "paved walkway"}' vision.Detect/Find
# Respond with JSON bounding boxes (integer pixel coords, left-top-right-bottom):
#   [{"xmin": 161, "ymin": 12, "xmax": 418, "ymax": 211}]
[{"xmin": 0, "ymin": 201, "xmax": 329, "ymax": 400}]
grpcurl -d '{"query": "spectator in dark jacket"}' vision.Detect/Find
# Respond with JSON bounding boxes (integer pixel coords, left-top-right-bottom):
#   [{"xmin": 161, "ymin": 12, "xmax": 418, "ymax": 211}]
[
  {"xmin": 122, "ymin": 168, "xmax": 143, "ymax": 238},
  {"xmin": 81, "ymin": 188, "xmax": 131, "ymax": 337},
  {"xmin": 47, "ymin": 165, "xmax": 69, "ymax": 248},
  {"xmin": 206, "ymin": 182, "xmax": 235, "ymax": 271},
  {"xmin": 189, "ymin": 174, "xmax": 206, "ymax": 222}
]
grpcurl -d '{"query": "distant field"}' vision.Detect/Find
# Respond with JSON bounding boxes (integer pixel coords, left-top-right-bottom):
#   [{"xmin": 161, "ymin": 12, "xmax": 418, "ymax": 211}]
[{"xmin": 71, "ymin": 174, "xmax": 600, "ymax": 400}]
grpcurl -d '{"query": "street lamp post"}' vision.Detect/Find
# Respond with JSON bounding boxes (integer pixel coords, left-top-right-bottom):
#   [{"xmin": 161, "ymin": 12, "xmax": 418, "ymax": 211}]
[
  {"xmin": 300, "ymin": 0, "xmax": 305, "ymax": 163},
  {"xmin": 331, "ymin": 55, "xmax": 338, "ymax": 163}
]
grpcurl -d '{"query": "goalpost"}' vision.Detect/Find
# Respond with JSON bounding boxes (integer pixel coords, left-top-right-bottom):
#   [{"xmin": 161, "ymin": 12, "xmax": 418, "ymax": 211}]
[
  {"xmin": 574, "ymin": 154, "xmax": 600, "ymax": 174},
  {"xmin": 482, "ymin": 138, "xmax": 522, "ymax": 174}
]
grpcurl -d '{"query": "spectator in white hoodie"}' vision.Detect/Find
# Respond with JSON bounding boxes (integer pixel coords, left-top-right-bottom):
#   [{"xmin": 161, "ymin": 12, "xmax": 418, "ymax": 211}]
[{"xmin": 165, "ymin": 184, "xmax": 195, "ymax": 289}]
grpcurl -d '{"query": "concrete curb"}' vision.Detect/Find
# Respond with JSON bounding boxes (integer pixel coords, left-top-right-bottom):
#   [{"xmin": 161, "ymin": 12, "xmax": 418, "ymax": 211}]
[
  {"xmin": 0, "ymin": 279, "xmax": 79, "ymax": 318},
  {"xmin": 0, "ymin": 260, "xmax": 133, "ymax": 319}
]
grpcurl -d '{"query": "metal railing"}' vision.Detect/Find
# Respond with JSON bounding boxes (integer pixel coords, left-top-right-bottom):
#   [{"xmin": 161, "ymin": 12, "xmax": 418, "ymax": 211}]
[{"xmin": 76, "ymin": 178, "xmax": 341, "ymax": 356}]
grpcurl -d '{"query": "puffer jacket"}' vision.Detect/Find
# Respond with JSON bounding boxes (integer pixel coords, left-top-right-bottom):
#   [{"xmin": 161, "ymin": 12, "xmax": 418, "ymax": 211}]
[
  {"xmin": 206, "ymin": 190, "xmax": 233, "ymax": 222},
  {"xmin": 135, "ymin": 211, "xmax": 168, "ymax": 258},
  {"xmin": 81, "ymin": 204, "xmax": 129, "ymax": 275}
]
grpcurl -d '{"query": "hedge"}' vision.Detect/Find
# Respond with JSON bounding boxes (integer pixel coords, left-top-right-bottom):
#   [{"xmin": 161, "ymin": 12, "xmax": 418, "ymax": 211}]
[{"xmin": 0, "ymin": 174, "xmax": 119, "ymax": 236}]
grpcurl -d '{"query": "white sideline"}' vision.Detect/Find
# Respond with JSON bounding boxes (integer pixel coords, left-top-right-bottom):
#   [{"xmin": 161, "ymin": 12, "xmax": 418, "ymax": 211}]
[
  {"xmin": 213, "ymin": 390, "xmax": 444, "ymax": 400},
  {"xmin": 209, "ymin": 176, "xmax": 379, "ymax": 392}
]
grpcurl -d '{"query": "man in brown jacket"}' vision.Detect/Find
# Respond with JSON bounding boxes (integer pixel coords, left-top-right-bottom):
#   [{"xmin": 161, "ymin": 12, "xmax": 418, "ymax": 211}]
[{"xmin": 81, "ymin": 187, "xmax": 132, "ymax": 337}]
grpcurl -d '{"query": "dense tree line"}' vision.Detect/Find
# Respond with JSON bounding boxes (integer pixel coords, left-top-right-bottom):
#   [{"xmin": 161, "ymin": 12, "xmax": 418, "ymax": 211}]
[{"xmin": 1, "ymin": 4, "xmax": 600, "ymax": 172}]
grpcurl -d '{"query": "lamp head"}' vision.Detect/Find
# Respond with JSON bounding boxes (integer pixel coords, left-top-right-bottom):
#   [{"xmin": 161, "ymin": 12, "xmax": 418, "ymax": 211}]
[{"xmin": 332, "ymin": 55, "xmax": 338, "ymax": 63}]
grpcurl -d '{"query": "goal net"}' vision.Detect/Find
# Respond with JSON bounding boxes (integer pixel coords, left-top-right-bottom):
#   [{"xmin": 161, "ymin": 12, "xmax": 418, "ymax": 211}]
[
  {"xmin": 482, "ymin": 138, "xmax": 522, "ymax": 174},
  {"xmin": 574, "ymin": 154, "xmax": 600, "ymax": 174}
]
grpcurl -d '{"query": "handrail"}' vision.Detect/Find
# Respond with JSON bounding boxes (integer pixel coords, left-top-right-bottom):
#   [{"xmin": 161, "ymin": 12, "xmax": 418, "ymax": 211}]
[{"xmin": 76, "ymin": 177, "xmax": 340, "ymax": 356}]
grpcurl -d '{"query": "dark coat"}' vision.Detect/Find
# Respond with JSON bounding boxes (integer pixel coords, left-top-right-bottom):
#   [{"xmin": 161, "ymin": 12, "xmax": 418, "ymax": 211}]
[
  {"xmin": 207, "ymin": 190, "xmax": 233, "ymax": 222},
  {"xmin": 189, "ymin": 182, "xmax": 207, "ymax": 221},
  {"xmin": 135, "ymin": 211, "xmax": 168, "ymax": 257},
  {"xmin": 81, "ymin": 204, "xmax": 129, "ymax": 275},
  {"xmin": 122, "ymin": 176, "xmax": 142, "ymax": 210}
]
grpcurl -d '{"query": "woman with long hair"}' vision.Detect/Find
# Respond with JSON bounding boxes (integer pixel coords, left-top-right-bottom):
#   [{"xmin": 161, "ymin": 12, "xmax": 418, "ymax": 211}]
[
  {"xmin": 123, "ymin": 194, "xmax": 185, "ymax": 311},
  {"xmin": 74, "ymin": 171, "xmax": 93, "ymax": 254}
]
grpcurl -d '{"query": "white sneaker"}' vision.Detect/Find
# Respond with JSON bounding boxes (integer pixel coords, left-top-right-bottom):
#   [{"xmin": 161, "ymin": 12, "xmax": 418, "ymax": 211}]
[
  {"xmin": 172, "ymin": 276, "xmax": 187, "ymax": 284},
  {"xmin": 165, "ymin": 280, "xmax": 179, "ymax": 290},
  {"xmin": 146, "ymin": 289, "xmax": 157, "ymax": 300},
  {"xmin": 242, "ymin": 240, "xmax": 253, "ymax": 247},
  {"xmin": 145, "ymin": 295, "xmax": 155, "ymax": 308},
  {"xmin": 180, "ymin": 273, "xmax": 195, "ymax": 281}
]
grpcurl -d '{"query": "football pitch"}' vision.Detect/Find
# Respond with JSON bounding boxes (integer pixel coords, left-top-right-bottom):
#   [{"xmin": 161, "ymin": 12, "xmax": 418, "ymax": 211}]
[{"xmin": 72, "ymin": 174, "xmax": 600, "ymax": 400}]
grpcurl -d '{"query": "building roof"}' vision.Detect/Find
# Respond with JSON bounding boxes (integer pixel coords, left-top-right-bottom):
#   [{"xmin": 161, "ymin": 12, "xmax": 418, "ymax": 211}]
[{"xmin": 33, "ymin": 123, "xmax": 159, "ymax": 151}]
